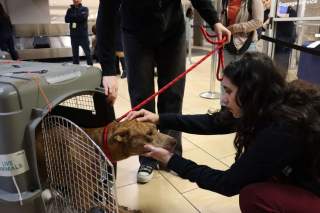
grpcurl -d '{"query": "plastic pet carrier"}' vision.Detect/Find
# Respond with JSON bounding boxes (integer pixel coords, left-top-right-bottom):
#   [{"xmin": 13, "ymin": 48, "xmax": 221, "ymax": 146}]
[{"xmin": 0, "ymin": 60, "xmax": 119, "ymax": 213}]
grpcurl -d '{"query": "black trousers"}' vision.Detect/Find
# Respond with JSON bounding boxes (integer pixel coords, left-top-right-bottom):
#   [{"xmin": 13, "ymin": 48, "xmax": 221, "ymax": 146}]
[
  {"xmin": 0, "ymin": 33, "xmax": 19, "ymax": 60},
  {"xmin": 71, "ymin": 36, "xmax": 93, "ymax": 65},
  {"xmin": 122, "ymin": 30, "xmax": 186, "ymax": 166}
]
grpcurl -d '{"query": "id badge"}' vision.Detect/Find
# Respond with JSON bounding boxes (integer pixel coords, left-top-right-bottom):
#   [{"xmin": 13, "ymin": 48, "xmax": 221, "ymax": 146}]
[{"xmin": 72, "ymin": 23, "xmax": 77, "ymax": 28}]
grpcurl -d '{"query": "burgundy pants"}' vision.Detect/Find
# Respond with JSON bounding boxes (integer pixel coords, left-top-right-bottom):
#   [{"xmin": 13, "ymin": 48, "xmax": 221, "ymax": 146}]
[{"xmin": 239, "ymin": 176, "xmax": 320, "ymax": 213}]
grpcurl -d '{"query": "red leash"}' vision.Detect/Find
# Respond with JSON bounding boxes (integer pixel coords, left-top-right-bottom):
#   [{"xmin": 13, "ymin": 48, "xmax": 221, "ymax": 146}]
[
  {"xmin": 0, "ymin": 59, "xmax": 23, "ymax": 65},
  {"xmin": 103, "ymin": 124, "xmax": 115, "ymax": 163},
  {"xmin": 104, "ymin": 27, "xmax": 225, "ymax": 163}
]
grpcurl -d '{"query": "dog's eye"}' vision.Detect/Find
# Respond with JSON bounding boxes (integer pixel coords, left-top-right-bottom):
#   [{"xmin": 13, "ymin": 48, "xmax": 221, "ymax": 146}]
[{"xmin": 147, "ymin": 131, "xmax": 153, "ymax": 136}]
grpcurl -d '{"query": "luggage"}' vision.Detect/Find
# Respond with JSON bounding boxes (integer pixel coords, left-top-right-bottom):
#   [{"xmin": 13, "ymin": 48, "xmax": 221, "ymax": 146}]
[{"xmin": 33, "ymin": 36, "xmax": 51, "ymax": 48}]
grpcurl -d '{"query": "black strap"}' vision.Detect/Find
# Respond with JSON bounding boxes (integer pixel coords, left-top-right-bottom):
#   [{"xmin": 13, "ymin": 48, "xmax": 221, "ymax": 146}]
[
  {"xmin": 222, "ymin": 0, "xmax": 229, "ymax": 26},
  {"xmin": 261, "ymin": 35, "xmax": 320, "ymax": 56}
]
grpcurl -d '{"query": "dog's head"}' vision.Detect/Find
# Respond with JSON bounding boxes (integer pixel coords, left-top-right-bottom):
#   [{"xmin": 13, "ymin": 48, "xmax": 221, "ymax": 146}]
[{"xmin": 107, "ymin": 120, "xmax": 176, "ymax": 161}]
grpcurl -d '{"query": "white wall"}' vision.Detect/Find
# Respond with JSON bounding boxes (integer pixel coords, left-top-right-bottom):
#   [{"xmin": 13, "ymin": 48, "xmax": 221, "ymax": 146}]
[{"xmin": 5, "ymin": 0, "xmax": 50, "ymax": 24}]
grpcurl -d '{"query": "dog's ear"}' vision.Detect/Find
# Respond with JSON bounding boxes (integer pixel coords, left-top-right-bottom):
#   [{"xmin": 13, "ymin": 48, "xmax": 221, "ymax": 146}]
[{"xmin": 113, "ymin": 127, "xmax": 130, "ymax": 142}]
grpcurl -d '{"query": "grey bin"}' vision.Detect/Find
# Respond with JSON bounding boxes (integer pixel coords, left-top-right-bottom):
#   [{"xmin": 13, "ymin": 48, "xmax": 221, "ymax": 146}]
[{"xmin": 0, "ymin": 60, "xmax": 116, "ymax": 213}]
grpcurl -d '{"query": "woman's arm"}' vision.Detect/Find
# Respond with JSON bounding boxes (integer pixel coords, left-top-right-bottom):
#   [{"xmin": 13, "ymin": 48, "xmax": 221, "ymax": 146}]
[
  {"xmin": 159, "ymin": 113, "xmax": 235, "ymax": 135},
  {"xmin": 263, "ymin": 18, "xmax": 269, "ymax": 30},
  {"xmin": 167, "ymin": 123, "xmax": 302, "ymax": 196},
  {"xmin": 126, "ymin": 110, "xmax": 235, "ymax": 135},
  {"xmin": 232, "ymin": 0, "xmax": 264, "ymax": 34}
]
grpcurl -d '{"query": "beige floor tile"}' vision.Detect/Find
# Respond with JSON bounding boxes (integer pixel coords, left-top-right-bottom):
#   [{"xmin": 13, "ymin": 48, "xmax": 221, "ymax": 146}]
[
  {"xmin": 182, "ymin": 137, "xmax": 198, "ymax": 152},
  {"xmin": 158, "ymin": 149, "xmax": 228, "ymax": 193},
  {"xmin": 187, "ymin": 134, "xmax": 236, "ymax": 159},
  {"xmin": 219, "ymin": 155, "xmax": 236, "ymax": 167},
  {"xmin": 116, "ymin": 176, "xmax": 199, "ymax": 213},
  {"xmin": 182, "ymin": 108, "xmax": 195, "ymax": 115},
  {"xmin": 114, "ymin": 105, "xmax": 132, "ymax": 119},
  {"xmin": 182, "ymin": 132, "xmax": 198, "ymax": 139},
  {"xmin": 184, "ymin": 188, "xmax": 241, "ymax": 213},
  {"xmin": 116, "ymin": 156, "xmax": 161, "ymax": 188}
]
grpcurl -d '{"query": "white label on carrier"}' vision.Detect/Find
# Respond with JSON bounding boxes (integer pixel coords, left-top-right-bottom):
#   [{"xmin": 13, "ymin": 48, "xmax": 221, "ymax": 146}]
[
  {"xmin": 0, "ymin": 150, "xmax": 29, "ymax": 177},
  {"xmin": 45, "ymin": 70, "xmax": 81, "ymax": 84}
]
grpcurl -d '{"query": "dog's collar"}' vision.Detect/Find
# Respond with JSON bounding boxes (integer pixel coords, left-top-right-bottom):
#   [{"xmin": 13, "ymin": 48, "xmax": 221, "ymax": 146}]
[{"xmin": 103, "ymin": 123, "xmax": 115, "ymax": 163}]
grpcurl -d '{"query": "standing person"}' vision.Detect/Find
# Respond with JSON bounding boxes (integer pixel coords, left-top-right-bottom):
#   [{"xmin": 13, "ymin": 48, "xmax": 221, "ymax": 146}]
[
  {"xmin": 65, "ymin": 0, "xmax": 93, "ymax": 66},
  {"xmin": 96, "ymin": 0, "xmax": 231, "ymax": 184},
  {"xmin": 0, "ymin": 3, "xmax": 19, "ymax": 60},
  {"xmin": 263, "ymin": 0, "xmax": 297, "ymax": 72},
  {"xmin": 115, "ymin": 11, "xmax": 126, "ymax": 79},
  {"xmin": 219, "ymin": 0, "xmax": 264, "ymax": 111},
  {"xmin": 91, "ymin": 24, "xmax": 99, "ymax": 62},
  {"xmin": 126, "ymin": 52, "xmax": 320, "ymax": 212}
]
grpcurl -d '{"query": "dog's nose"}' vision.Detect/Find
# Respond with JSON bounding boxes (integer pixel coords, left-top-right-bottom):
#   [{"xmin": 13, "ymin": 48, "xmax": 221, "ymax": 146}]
[{"xmin": 169, "ymin": 138, "xmax": 177, "ymax": 146}]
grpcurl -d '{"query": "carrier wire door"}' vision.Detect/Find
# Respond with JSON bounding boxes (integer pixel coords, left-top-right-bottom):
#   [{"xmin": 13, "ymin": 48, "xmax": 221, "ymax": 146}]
[{"xmin": 42, "ymin": 115, "xmax": 119, "ymax": 213}]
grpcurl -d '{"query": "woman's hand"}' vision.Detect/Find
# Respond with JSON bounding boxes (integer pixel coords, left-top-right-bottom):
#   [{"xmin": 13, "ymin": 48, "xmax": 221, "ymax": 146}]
[
  {"xmin": 102, "ymin": 76, "xmax": 118, "ymax": 106},
  {"xmin": 139, "ymin": 145, "xmax": 173, "ymax": 165},
  {"xmin": 126, "ymin": 109, "xmax": 159, "ymax": 124}
]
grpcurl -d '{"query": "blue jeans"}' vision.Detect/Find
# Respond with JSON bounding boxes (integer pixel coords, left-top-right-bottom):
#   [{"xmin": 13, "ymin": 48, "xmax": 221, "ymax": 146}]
[
  {"xmin": 71, "ymin": 36, "xmax": 93, "ymax": 65},
  {"xmin": 220, "ymin": 42, "xmax": 258, "ymax": 106},
  {"xmin": 0, "ymin": 33, "xmax": 19, "ymax": 60},
  {"xmin": 122, "ymin": 30, "xmax": 185, "ymax": 167}
]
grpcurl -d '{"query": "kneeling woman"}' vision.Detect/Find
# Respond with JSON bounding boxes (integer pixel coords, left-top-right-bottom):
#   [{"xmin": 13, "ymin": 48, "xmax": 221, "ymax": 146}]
[{"xmin": 127, "ymin": 52, "xmax": 320, "ymax": 212}]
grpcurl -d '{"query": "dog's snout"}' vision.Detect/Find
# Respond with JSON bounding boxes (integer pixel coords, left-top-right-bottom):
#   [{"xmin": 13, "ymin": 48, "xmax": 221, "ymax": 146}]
[{"xmin": 169, "ymin": 138, "xmax": 177, "ymax": 146}]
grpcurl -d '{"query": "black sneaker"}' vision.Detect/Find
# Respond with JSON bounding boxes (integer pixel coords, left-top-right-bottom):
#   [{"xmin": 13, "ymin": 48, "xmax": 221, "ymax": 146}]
[
  {"xmin": 137, "ymin": 165, "xmax": 154, "ymax": 183},
  {"xmin": 121, "ymin": 71, "xmax": 127, "ymax": 79}
]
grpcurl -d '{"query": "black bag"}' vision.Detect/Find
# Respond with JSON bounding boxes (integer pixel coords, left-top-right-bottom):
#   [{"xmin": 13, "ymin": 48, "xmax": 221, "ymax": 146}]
[
  {"xmin": 33, "ymin": 36, "xmax": 51, "ymax": 49},
  {"xmin": 222, "ymin": 0, "xmax": 261, "ymax": 55}
]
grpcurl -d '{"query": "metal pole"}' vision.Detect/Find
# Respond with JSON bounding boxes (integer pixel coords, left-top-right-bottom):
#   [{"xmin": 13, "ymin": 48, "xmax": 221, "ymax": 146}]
[
  {"xmin": 200, "ymin": 39, "xmax": 220, "ymax": 99},
  {"xmin": 186, "ymin": 23, "xmax": 195, "ymax": 64}
]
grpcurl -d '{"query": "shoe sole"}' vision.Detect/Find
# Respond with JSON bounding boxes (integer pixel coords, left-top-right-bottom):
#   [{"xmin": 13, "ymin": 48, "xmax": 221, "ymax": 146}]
[{"xmin": 137, "ymin": 172, "xmax": 153, "ymax": 183}]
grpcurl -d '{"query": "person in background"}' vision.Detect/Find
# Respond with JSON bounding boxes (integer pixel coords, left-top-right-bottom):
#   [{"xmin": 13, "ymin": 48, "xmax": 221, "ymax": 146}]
[
  {"xmin": 65, "ymin": 0, "xmax": 93, "ymax": 66},
  {"xmin": 127, "ymin": 52, "xmax": 320, "ymax": 213},
  {"xmin": 115, "ymin": 11, "xmax": 126, "ymax": 79},
  {"xmin": 0, "ymin": 3, "xmax": 19, "ymax": 60},
  {"xmin": 97, "ymin": 0, "xmax": 231, "ymax": 184},
  {"xmin": 91, "ymin": 24, "xmax": 99, "ymax": 62},
  {"xmin": 219, "ymin": 0, "xmax": 264, "ymax": 111},
  {"xmin": 185, "ymin": 6, "xmax": 194, "ymax": 55},
  {"xmin": 263, "ymin": 0, "xmax": 297, "ymax": 72}
]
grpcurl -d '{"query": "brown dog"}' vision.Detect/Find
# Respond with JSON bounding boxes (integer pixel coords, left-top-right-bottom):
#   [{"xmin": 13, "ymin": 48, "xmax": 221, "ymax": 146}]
[{"xmin": 36, "ymin": 119, "xmax": 177, "ymax": 213}]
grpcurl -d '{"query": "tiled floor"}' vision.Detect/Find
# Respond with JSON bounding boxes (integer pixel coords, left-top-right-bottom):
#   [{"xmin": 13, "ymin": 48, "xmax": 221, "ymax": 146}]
[{"xmin": 93, "ymin": 49, "xmax": 241, "ymax": 213}]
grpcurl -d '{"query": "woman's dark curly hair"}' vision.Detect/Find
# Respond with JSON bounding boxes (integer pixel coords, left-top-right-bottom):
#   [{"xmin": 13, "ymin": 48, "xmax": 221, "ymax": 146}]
[{"xmin": 217, "ymin": 52, "xmax": 320, "ymax": 184}]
